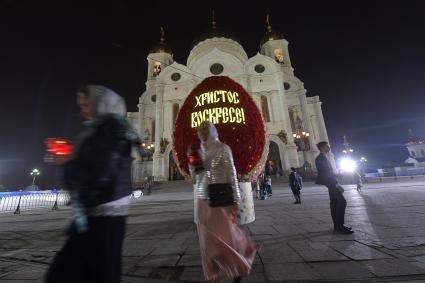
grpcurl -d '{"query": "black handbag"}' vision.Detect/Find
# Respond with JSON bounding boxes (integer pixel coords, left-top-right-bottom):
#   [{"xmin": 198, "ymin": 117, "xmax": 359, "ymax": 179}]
[{"xmin": 207, "ymin": 183, "xmax": 235, "ymax": 207}]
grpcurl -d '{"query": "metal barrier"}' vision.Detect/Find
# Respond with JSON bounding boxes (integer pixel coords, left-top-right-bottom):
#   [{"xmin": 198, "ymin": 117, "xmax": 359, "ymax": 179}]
[
  {"xmin": 364, "ymin": 175, "xmax": 425, "ymax": 183},
  {"xmin": 134, "ymin": 177, "xmax": 155, "ymax": 195},
  {"xmin": 0, "ymin": 191, "xmax": 71, "ymax": 214},
  {"xmin": 1, "ymin": 189, "xmax": 145, "ymax": 214}
]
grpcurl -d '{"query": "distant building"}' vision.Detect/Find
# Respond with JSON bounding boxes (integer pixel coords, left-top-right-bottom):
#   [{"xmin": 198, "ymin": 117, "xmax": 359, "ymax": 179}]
[{"xmin": 404, "ymin": 129, "xmax": 425, "ymax": 166}]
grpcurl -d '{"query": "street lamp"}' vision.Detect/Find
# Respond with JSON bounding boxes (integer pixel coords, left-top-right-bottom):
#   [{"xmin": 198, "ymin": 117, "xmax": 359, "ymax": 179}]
[
  {"xmin": 342, "ymin": 136, "xmax": 354, "ymax": 155},
  {"xmin": 142, "ymin": 143, "xmax": 154, "ymax": 159},
  {"xmin": 293, "ymin": 130, "xmax": 311, "ymax": 171},
  {"xmin": 359, "ymin": 156, "xmax": 367, "ymax": 175},
  {"xmin": 30, "ymin": 168, "xmax": 40, "ymax": 186},
  {"xmin": 339, "ymin": 158, "xmax": 357, "ymax": 173}
]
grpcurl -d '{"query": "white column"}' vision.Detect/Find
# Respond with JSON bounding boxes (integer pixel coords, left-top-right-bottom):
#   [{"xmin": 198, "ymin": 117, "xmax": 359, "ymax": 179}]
[
  {"xmin": 131, "ymin": 99, "xmax": 146, "ymax": 187},
  {"xmin": 275, "ymin": 74, "xmax": 299, "ymax": 168},
  {"xmin": 298, "ymin": 91, "xmax": 319, "ymax": 164},
  {"xmin": 137, "ymin": 99, "xmax": 145, "ymax": 139},
  {"xmin": 312, "ymin": 97, "xmax": 335, "ymax": 169},
  {"xmin": 153, "ymin": 84, "xmax": 165, "ymax": 181},
  {"xmin": 313, "ymin": 98, "xmax": 329, "ymax": 143},
  {"xmin": 163, "ymin": 101, "xmax": 172, "ymax": 138}
]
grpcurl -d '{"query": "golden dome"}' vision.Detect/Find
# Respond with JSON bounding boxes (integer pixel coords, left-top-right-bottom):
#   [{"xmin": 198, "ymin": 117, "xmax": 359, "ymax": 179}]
[
  {"xmin": 192, "ymin": 10, "xmax": 240, "ymax": 47},
  {"xmin": 260, "ymin": 14, "xmax": 284, "ymax": 47},
  {"xmin": 149, "ymin": 27, "xmax": 173, "ymax": 56}
]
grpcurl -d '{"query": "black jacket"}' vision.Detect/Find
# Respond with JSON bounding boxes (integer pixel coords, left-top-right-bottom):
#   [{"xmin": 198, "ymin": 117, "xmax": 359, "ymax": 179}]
[
  {"xmin": 63, "ymin": 114, "xmax": 140, "ymax": 207},
  {"xmin": 289, "ymin": 172, "xmax": 303, "ymax": 189},
  {"xmin": 315, "ymin": 153, "xmax": 337, "ymax": 186}
]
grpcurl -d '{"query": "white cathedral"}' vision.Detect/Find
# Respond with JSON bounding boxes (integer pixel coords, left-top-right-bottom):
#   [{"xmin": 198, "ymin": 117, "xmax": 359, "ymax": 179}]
[{"xmin": 127, "ymin": 17, "xmax": 331, "ymax": 183}]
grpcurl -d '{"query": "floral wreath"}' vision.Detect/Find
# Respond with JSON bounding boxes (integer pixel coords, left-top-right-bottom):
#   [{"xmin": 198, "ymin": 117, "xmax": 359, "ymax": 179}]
[{"xmin": 172, "ymin": 76, "xmax": 269, "ymax": 182}]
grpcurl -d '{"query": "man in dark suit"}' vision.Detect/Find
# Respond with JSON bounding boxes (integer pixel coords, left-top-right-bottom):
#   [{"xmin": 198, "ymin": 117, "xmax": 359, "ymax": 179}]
[{"xmin": 315, "ymin": 141, "xmax": 353, "ymax": 234}]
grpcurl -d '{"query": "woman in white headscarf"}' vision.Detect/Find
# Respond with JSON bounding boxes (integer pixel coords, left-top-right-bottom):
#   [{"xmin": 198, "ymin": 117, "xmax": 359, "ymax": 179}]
[
  {"xmin": 46, "ymin": 85, "xmax": 141, "ymax": 283},
  {"xmin": 189, "ymin": 121, "xmax": 259, "ymax": 283}
]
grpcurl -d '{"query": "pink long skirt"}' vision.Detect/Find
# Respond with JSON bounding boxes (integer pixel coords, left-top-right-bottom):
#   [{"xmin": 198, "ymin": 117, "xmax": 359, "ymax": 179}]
[{"xmin": 196, "ymin": 199, "xmax": 259, "ymax": 281}]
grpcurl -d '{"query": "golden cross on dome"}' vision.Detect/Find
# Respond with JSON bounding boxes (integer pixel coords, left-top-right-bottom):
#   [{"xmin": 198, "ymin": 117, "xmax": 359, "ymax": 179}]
[
  {"xmin": 160, "ymin": 26, "xmax": 165, "ymax": 43},
  {"xmin": 212, "ymin": 9, "xmax": 217, "ymax": 29},
  {"xmin": 266, "ymin": 14, "xmax": 272, "ymax": 32}
]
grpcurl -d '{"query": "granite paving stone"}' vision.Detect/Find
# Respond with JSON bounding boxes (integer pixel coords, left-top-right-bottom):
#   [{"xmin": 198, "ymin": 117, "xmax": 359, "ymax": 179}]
[
  {"xmin": 2, "ymin": 179, "xmax": 425, "ymax": 282},
  {"xmin": 327, "ymin": 241, "xmax": 393, "ymax": 260},
  {"xmin": 309, "ymin": 261, "xmax": 375, "ymax": 280},
  {"xmin": 362, "ymin": 258, "xmax": 425, "ymax": 277},
  {"xmin": 264, "ymin": 263, "xmax": 320, "ymax": 282},
  {"xmin": 258, "ymin": 242, "xmax": 304, "ymax": 263},
  {"xmin": 287, "ymin": 240, "xmax": 349, "ymax": 262}
]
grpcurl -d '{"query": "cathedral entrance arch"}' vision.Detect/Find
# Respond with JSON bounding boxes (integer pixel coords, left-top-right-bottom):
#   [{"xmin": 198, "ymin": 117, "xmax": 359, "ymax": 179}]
[{"xmin": 266, "ymin": 140, "xmax": 283, "ymax": 176}]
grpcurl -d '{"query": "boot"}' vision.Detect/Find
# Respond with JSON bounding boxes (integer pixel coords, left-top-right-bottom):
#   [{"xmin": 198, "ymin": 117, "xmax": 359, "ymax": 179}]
[{"xmin": 334, "ymin": 225, "xmax": 354, "ymax": 234}]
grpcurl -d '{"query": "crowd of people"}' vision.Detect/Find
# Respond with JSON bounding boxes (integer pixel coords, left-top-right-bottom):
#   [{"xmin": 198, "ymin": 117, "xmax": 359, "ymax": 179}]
[{"xmin": 44, "ymin": 85, "xmax": 354, "ymax": 283}]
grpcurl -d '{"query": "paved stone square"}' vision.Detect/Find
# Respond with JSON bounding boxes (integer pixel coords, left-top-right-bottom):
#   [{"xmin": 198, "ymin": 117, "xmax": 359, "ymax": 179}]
[{"xmin": 1, "ymin": 179, "xmax": 425, "ymax": 282}]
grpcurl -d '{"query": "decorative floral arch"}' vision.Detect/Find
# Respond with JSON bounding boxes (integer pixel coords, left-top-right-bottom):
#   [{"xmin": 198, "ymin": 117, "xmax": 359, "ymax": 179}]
[{"xmin": 172, "ymin": 76, "xmax": 269, "ymax": 181}]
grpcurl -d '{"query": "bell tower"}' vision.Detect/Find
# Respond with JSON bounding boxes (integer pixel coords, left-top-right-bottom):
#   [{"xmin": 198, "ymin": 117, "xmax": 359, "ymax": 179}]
[
  {"xmin": 147, "ymin": 27, "xmax": 174, "ymax": 89},
  {"xmin": 259, "ymin": 15, "xmax": 293, "ymax": 76}
]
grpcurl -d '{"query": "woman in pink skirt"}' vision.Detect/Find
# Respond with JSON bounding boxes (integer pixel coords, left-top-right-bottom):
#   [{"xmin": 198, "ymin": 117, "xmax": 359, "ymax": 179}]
[{"xmin": 189, "ymin": 121, "xmax": 259, "ymax": 283}]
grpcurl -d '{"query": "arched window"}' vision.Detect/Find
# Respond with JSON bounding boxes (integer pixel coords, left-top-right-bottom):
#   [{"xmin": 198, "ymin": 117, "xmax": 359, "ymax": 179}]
[
  {"xmin": 421, "ymin": 149, "xmax": 425, "ymax": 156},
  {"xmin": 151, "ymin": 120, "xmax": 156, "ymax": 142},
  {"xmin": 274, "ymin": 48, "xmax": 284, "ymax": 63},
  {"xmin": 261, "ymin": 96, "xmax": 271, "ymax": 122},
  {"xmin": 411, "ymin": 150, "xmax": 416, "ymax": 157},
  {"xmin": 172, "ymin": 103, "xmax": 179, "ymax": 129},
  {"xmin": 153, "ymin": 62, "xmax": 161, "ymax": 77}
]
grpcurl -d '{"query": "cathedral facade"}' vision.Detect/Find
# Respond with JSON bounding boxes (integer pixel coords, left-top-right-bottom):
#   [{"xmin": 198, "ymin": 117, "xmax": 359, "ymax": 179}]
[{"xmin": 128, "ymin": 21, "xmax": 330, "ymax": 183}]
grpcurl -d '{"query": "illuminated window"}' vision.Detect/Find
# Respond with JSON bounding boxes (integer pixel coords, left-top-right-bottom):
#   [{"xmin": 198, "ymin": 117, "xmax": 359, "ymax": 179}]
[
  {"xmin": 274, "ymin": 48, "xmax": 284, "ymax": 63},
  {"xmin": 261, "ymin": 96, "xmax": 271, "ymax": 122},
  {"xmin": 172, "ymin": 103, "xmax": 179, "ymax": 129},
  {"xmin": 151, "ymin": 120, "xmax": 156, "ymax": 142},
  {"xmin": 153, "ymin": 62, "xmax": 162, "ymax": 77}
]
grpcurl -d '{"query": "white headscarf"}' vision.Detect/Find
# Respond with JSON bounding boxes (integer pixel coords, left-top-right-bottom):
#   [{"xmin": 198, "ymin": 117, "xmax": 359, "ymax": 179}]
[
  {"xmin": 198, "ymin": 122, "xmax": 221, "ymax": 170},
  {"xmin": 72, "ymin": 85, "xmax": 132, "ymax": 156},
  {"xmin": 78, "ymin": 85, "xmax": 126, "ymax": 125}
]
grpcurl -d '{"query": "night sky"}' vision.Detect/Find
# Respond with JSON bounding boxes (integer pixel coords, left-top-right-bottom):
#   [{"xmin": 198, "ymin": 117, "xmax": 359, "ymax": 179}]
[{"xmin": 1, "ymin": 1, "xmax": 425, "ymax": 189}]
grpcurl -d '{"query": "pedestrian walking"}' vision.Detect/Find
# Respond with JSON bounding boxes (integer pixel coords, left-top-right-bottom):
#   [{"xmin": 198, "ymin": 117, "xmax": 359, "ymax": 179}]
[
  {"xmin": 354, "ymin": 171, "xmax": 363, "ymax": 192},
  {"xmin": 45, "ymin": 85, "xmax": 141, "ymax": 283},
  {"xmin": 315, "ymin": 141, "xmax": 353, "ymax": 234},
  {"xmin": 258, "ymin": 173, "xmax": 268, "ymax": 200},
  {"xmin": 265, "ymin": 175, "xmax": 272, "ymax": 197},
  {"xmin": 289, "ymin": 167, "xmax": 302, "ymax": 204},
  {"xmin": 189, "ymin": 121, "xmax": 259, "ymax": 283}
]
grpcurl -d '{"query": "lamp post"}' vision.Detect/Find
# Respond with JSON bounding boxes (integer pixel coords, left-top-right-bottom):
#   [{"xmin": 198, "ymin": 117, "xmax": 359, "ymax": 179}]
[
  {"xmin": 30, "ymin": 168, "xmax": 40, "ymax": 188},
  {"xmin": 139, "ymin": 137, "xmax": 155, "ymax": 180},
  {"xmin": 359, "ymin": 156, "xmax": 367, "ymax": 175},
  {"xmin": 342, "ymin": 135, "xmax": 354, "ymax": 155},
  {"xmin": 141, "ymin": 142, "xmax": 155, "ymax": 161},
  {"xmin": 293, "ymin": 130, "xmax": 311, "ymax": 172}
]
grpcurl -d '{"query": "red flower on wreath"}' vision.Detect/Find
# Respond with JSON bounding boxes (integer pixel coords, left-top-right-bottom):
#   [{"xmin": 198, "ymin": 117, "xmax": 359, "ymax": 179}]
[{"xmin": 173, "ymin": 76, "xmax": 268, "ymax": 181}]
